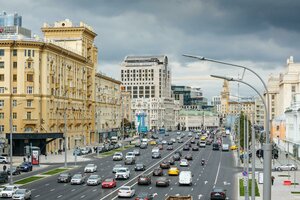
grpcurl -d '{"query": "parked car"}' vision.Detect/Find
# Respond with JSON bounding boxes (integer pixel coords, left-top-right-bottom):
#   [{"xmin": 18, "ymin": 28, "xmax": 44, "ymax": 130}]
[
  {"xmin": 210, "ymin": 188, "xmax": 227, "ymax": 200},
  {"xmin": 101, "ymin": 178, "xmax": 116, "ymax": 188},
  {"xmin": 12, "ymin": 189, "xmax": 31, "ymax": 200},
  {"xmin": 0, "ymin": 185, "xmax": 19, "ymax": 198},
  {"xmin": 7, "ymin": 167, "xmax": 21, "ymax": 176},
  {"xmin": 274, "ymin": 164, "xmax": 298, "ymax": 171},
  {"xmin": 0, "ymin": 156, "xmax": 8, "ymax": 164},
  {"xmin": 71, "ymin": 173, "xmax": 86, "ymax": 185},
  {"xmin": 118, "ymin": 186, "xmax": 135, "ymax": 198},
  {"xmin": 73, "ymin": 148, "xmax": 82, "ymax": 156},
  {"xmin": 84, "ymin": 164, "xmax": 97, "ymax": 173},
  {"xmin": 137, "ymin": 174, "xmax": 151, "ymax": 185},
  {"xmin": 113, "ymin": 152, "xmax": 123, "ymax": 161},
  {"xmin": 57, "ymin": 173, "xmax": 72, "ymax": 183},
  {"xmin": 87, "ymin": 174, "xmax": 101, "ymax": 186},
  {"xmin": 135, "ymin": 192, "xmax": 153, "ymax": 200},
  {"xmin": 112, "ymin": 164, "xmax": 123, "ymax": 173},
  {"xmin": 156, "ymin": 177, "xmax": 170, "ymax": 187},
  {"xmin": 134, "ymin": 163, "xmax": 146, "ymax": 171},
  {"xmin": 17, "ymin": 162, "xmax": 32, "ymax": 172},
  {"xmin": 152, "ymin": 168, "xmax": 163, "ymax": 176}
]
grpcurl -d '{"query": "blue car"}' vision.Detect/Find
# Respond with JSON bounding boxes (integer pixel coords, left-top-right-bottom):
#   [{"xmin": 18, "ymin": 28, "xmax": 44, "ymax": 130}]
[{"xmin": 17, "ymin": 162, "xmax": 33, "ymax": 172}]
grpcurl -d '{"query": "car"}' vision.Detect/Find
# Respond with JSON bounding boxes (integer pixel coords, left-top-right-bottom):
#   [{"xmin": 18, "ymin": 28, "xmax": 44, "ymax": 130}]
[
  {"xmin": 84, "ymin": 164, "xmax": 97, "ymax": 173},
  {"xmin": 190, "ymin": 140, "xmax": 196, "ymax": 144},
  {"xmin": 152, "ymin": 147, "xmax": 160, "ymax": 153},
  {"xmin": 170, "ymin": 138, "xmax": 176, "ymax": 143},
  {"xmin": 167, "ymin": 145, "xmax": 173, "ymax": 150},
  {"xmin": 176, "ymin": 136, "xmax": 181, "ymax": 141},
  {"xmin": 0, "ymin": 185, "xmax": 19, "ymax": 198},
  {"xmin": 192, "ymin": 146, "xmax": 199, "ymax": 151},
  {"xmin": 173, "ymin": 153, "xmax": 181, "ymax": 161},
  {"xmin": 188, "ymin": 133, "xmax": 193, "ymax": 137},
  {"xmin": 156, "ymin": 177, "xmax": 170, "ymax": 187},
  {"xmin": 168, "ymin": 141, "xmax": 173, "ymax": 145},
  {"xmin": 165, "ymin": 132, "xmax": 169, "ymax": 136},
  {"xmin": 0, "ymin": 171, "xmax": 8, "ymax": 183},
  {"xmin": 230, "ymin": 145, "xmax": 238, "ymax": 150},
  {"xmin": 222, "ymin": 144, "xmax": 229, "ymax": 151},
  {"xmin": 57, "ymin": 173, "xmax": 72, "ymax": 183},
  {"xmin": 195, "ymin": 135, "xmax": 200, "ymax": 139},
  {"xmin": 157, "ymin": 145, "xmax": 163, "ymax": 150},
  {"xmin": 201, "ymin": 136, "xmax": 207, "ymax": 141},
  {"xmin": 118, "ymin": 186, "xmax": 135, "ymax": 198},
  {"xmin": 135, "ymin": 141, "xmax": 141, "ymax": 147},
  {"xmin": 12, "ymin": 189, "xmax": 31, "ymax": 200},
  {"xmin": 137, "ymin": 174, "xmax": 151, "ymax": 185},
  {"xmin": 168, "ymin": 157, "xmax": 175, "ymax": 165},
  {"xmin": 71, "ymin": 173, "xmax": 86, "ymax": 185},
  {"xmin": 133, "ymin": 149, "xmax": 140, "ymax": 156},
  {"xmin": 115, "ymin": 167, "xmax": 130, "ymax": 179},
  {"xmin": 168, "ymin": 167, "xmax": 180, "ymax": 176},
  {"xmin": 180, "ymin": 159, "xmax": 189, "ymax": 167},
  {"xmin": 125, "ymin": 152, "xmax": 135, "ymax": 159},
  {"xmin": 174, "ymin": 150, "xmax": 182, "ymax": 156},
  {"xmin": 179, "ymin": 171, "xmax": 193, "ymax": 186},
  {"xmin": 152, "ymin": 152, "xmax": 161, "ymax": 159},
  {"xmin": 135, "ymin": 163, "xmax": 146, "ymax": 171},
  {"xmin": 160, "ymin": 161, "xmax": 170, "ymax": 169},
  {"xmin": 101, "ymin": 178, "xmax": 116, "ymax": 188},
  {"xmin": 135, "ymin": 192, "xmax": 153, "ymax": 200},
  {"xmin": 206, "ymin": 139, "xmax": 213, "ymax": 145},
  {"xmin": 125, "ymin": 157, "xmax": 135, "ymax": 165},
  {"xmin": 0, "ymin": 156, "xmax": 8, "ymax": 164},
  {"xmin": 178, "ymin": 139, "xmax": 184, "ymax": 143},
  {"xmin": 183, "ymin": 145, "xmax": 190, "ymax": 151},
  {"xmin": 275, "ymin": 164, "xmax": 298, "ymax": 171},
  {"xmin": 199, "ymin": 141, "xmax": 206, "ymax": 148},
  {"xmin": 210, "ymin": 188, "xmax": 227, "ymax": 200},
  {"xmin": 140, "ymin": 143, "xmax": 148, "ymax": 149},
  {"xmin": 17, "ymin": 162, "xmax": 32, "ymax": 172},
  {"xmin": 185, "ymin": 153, "xmax": 193, "ymax": 160},
  {"xmin": 177, "ymin": 131, "xmax": 181, "ymax": 135},
  {"xmin": 87, "ymin": 174, "xmax": 101, "ymax": 186},
  {"xmin": 112, "ymin": 164, "xmax": 123, "ymax": 173},
  {"xmin": 7, "ymin": 167, "xmax": 21, "ymax": 176},
  {"xmin": 149, "ymin": 140, "xmax": 157, "ymax": 145},
  {"xmin": 153, "ymin": 168, "xmax": 163, "ymax": 176},
  {"xmin": 151, "ymin": 134, "xmax": 159, "ymax": 139},
  {"xmin": 113, "ymin": 152, "xmax": 123, "ymax": 161},
  {"xmin": 212, "ymin": 143, "xmax": 220, "ymax": 151}
]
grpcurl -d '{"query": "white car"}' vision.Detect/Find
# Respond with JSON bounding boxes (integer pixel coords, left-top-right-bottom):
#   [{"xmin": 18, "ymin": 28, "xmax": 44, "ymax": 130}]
[
  {"xmin": 0, "ymin": 185, "xmax": 19, "ymax": 198},
  {"xmin": 275, "ymin": 164, "xmax": 298, "ymax": 171},
  {"xmin": 125, "ymin": 152, "xmax": 135, "ymax": 159},
  {"xmin": 115, "ymin": 167, "xmax": 130, "ymax": 179},
  {"xmin": 118, "ymin": 186, "xmax": 135, "ymax": 198},
  {"xmin": 12, "ymin": 189, "xmax": 31, "ymax": 200},
  {"xmin": 222, "ymin": 144, "xmax": 229, "ymax": 151},
  {"xmin": 112, "ymin": 164, "xmax": 123, "ymax": 173},
  {"xmin": 177, "ymin": 131, "xmax": 181, "ymax": 135},
  {"xmin": 113, "ymin": 152, "xmax": 123, "ymax": 161},
  {"xmin": 84, "ymin": 164, "xmax": 97, "ymax": 173},
  {"xmin": 162, "ymin": 140, "xmax": 167, "ymax": 145},
  {"xmin": 199, "ymin": 141, "xmax": 206, "ymax": 148},
  {"xmin": 87, "ymin": 174, "xmax": 101, "ymax": 186},
  {"xmin": 180, "ymin": 159, "xmax": 189, "ymax": 167},
  {"xmin": 0, "ymin": 156, "xmax": 8, "ymax": 164},
  {"xmin": 170, "ymin": 138, "xmax": 176, "ymax": 143}
]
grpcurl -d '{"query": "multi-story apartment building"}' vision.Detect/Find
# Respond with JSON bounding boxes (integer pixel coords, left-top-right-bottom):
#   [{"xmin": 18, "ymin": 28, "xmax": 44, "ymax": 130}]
[
  {"xmin": 255, "ymin": 98, "xmax": 265, "ymax": 128},
  {"xmin": 211, "ymin": 95, "xmax": 221, "ymax": 113},
  {"xmin": 0, "ymin": 18, "xmax": 98, "ymax": 155}
]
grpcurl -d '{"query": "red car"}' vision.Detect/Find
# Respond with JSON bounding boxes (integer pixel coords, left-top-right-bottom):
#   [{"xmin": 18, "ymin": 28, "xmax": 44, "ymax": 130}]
[{"xmin": 101, "ymin": 178, "xmax": 116, "ymax": 188}]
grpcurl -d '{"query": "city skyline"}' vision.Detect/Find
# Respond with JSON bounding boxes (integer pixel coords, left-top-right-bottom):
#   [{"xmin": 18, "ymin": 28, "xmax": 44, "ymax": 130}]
[{"xmin": 2, "ymin": 0, "xmax": 300, "ymax": 99}]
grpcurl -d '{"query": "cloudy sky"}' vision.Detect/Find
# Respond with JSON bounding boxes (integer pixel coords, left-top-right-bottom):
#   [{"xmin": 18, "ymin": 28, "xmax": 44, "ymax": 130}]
[{"xmin": 3, "ymin": 0, "xmax": 300, "ymax": 101}]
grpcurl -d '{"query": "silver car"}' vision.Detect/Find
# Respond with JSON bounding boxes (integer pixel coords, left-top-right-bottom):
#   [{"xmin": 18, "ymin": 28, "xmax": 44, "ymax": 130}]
[
  {"xmin": 275, "ymin": 164, "xmax": 297, "ymax": 171},
  {"xmin": 12, "ymin": 189, "xmax": 31, "ymax": 200},
  {"xmin": 112, "ymin": 164, "xmax": 123, "ymax": 173},
  {"xmin": 71, "ymin": 173, "xmax": 86, "ymax": 185},
  {"xmin": 87, "ymin": 174, "xmax": 101, "ymax": 186}
]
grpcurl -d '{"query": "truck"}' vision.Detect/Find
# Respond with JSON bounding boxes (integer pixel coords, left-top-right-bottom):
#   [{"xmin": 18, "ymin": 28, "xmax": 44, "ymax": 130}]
[{"xmin": 165, "ymin": 196, "xmax": 192, "ymax": 200}]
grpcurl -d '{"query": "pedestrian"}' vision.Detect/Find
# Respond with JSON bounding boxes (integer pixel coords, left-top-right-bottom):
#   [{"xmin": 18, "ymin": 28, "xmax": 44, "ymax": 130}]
[
  {"xmin": 271, "ymin": 175, "xmax": 275, "ymax": 185},
  {"xmin": 2, "ymin": 165, "xmax": 6, "ymax": 171},
  {"xmin": 23, "ymin": 157, "xmax": 26, "ymax": 163},
  {"xmin": 45, "ymin": 153, "xmax": 47, "ymax": 160}
]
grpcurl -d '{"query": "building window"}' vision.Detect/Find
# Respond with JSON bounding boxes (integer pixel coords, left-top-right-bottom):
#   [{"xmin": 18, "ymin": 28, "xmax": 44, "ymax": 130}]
[
  {"xmin": 12, "ymin": 125, "xmax": 17, "ymax": 133},
  {"xmin": 26, "ymin": 112, "xmax": 31, "ymax": 120},
  {"xmin": 13, "ymin": 74, "xmax": 17, "ymax": 82},
  {"xmin": 27, "ymin": 86, "xmax": 33, "ymax": 94},
  {"xmin": 12, "ymin": 100, "xmax": 17, "ymax": 107},
  {"xmin": 0, "ymin": 62, "xmax": 4, "ymax": 69},
  {"xmin": 0, "ymin": 74, "xmax": 4, "ymax": 81},
  {"xmin": 12, "ymin": 50, "xmax": 17, "ymax": 56},
  {"xmin": 27, "ymin": 62, "xmax": 32, "ymax": 68},
  {"xmin": 0, "ymin": 125, "xmax": 4, "ymax": 132},
  {"xmin": 27, "ymin": 100, "xmax": 32, "ymax": 107},
  {"xmin": 12, "ymin": 87, "xmax": 17, "ymax": 94},
  {"xmin": 24, "ymin": 50, "xmax": 26, "ymax": 57},
  {"xmin": 12, "ymin": 113, "xmax": 17, "ymax": 119},
  {"xmin": 271, "ymin": 95, "xmax": 275, "ymax": 100},
  {"xmin": 0, "ymin": 113, "xmax": 3, "ymax": 119},
  {"xmin": 292, "ymin": 85, "xmax": 296, "ymax": 93},
  {"xmin": 0, "ymin": 49, "xmax": 4, "ymax": 56},
  {"xmin": 28, "ymin": 50, "xmax": 31, "ymax": 57},
  {"xmin": 0, "ymin": 87, "xmax": 4, "ymax": 93},
  {"xmin": 32, "ymin": 50, "xmax": 34, "ymax": 57},
  {"xmin": 13, "ymin": 62, "xmax": 17, "ymax": 68},
  {"xmin": 27, "ymin": 74, "xmax": 33, "ymax": 82},
  {"xmin": 0, "ymin": 100, "xmax": 3, "ymax": 107},
  {"xmin": 24, "ymin": 127, "xmax": 33, "ymax": 132}
]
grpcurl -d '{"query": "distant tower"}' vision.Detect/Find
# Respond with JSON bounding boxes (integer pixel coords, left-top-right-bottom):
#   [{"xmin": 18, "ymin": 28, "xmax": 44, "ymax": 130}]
[{"xmin": 220, "ymin": 80, "xmax": 230, "ymax": 116}]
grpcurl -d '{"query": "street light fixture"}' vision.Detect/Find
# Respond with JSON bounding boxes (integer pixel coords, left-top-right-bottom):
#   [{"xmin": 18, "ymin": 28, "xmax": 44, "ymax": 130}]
[{"xmin": 183, "ymin": 54, "xmax": 272, "ymax": 200}]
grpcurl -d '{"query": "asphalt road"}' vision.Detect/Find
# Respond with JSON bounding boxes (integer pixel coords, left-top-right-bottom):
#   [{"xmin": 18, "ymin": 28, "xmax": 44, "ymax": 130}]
[{"xmin": 18, "ymin": 131, "xmax": 237, "ymax": 200}]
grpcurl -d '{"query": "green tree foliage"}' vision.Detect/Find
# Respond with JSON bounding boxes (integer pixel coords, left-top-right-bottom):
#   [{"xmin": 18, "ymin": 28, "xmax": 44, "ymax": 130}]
[{"xmin": 235, "ymin": 112, "xmax": 252, "ymax": 149}]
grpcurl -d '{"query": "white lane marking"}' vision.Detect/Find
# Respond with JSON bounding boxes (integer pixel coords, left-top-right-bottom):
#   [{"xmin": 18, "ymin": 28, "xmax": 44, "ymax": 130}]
[
  {"xmin": 204, "ymin": 180, "xmax": 208, "ymax": 184},
  {"xmin": 63, "ymin": 184, "xmax": 67, "ymax": 186},
  {"xmin": 213, "ymin": 152, "xmax": 222, "ymax": 187},
  {"xmin": 92, "ymin": 189, "xmax": 97, "ymax": 192},
  {"xmin": 35, "ymin": 195, "xmax": 40, "ymax": 198},
  {"xmin": 71, "ymin": 189, "xmax": 76, "ymax": 192},
  {"xmin": 31, "ymin": 189, "xmax": 36, "ymax": 191},
  {"xmin": 45, "ymin": 184, "xmax": 49, "ymax": 186},
  {"xmin": 149, "ymin": 187, "xmax": 152, "ymax": 189},
  {"xmin": 50, "ymin": 189, "xmax": 55, "ymax": 192},
  {"xmin": 57, "ymin": 195, "xmax": 62, "ymax": 198},
  {"xmin": 165, "ymin": 194, "xmax": 168, "ymax": 196},
  {"xmin": 102, "ymin": 138, "xmax": 192, "ymax": 200},
  {"xmin": 170, "ymin": 187, "xmax": 173, "ymax": 190},
  {"xmin": 80, "ymin": 195, "xmax": 85, "ymax": 198},
  {"xmin": 198, "ymin": 194, "xmax": 203, "ymax": 199},
  {"xmin": 191, "ymin": 188, "xmax": 194, "ymax": 191}
]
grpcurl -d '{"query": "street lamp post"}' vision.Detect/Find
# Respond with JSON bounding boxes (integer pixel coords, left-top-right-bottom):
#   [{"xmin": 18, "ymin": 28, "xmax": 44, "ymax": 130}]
[
  {"xmin": 9, "ymin": 93, "xmax": 13, "ymax": 185},
  {"xmin": 183, "ymin": 54, "xmax": 272, "ymax": 200}
]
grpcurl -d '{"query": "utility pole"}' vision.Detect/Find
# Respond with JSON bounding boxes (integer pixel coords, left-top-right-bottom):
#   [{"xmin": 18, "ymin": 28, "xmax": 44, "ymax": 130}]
[
  {"xmin": 251, "ymin": 113, "xmax": 256, "ymax": 200},
  {"xmin": 237, "ymin": 82, "xmax": 241, "ymax": 166},
  {"xmin": 244, "ymin": 115, "xmax": 249, "ymax": 200},
  {"xmin": 121, "ymin": 95, "xmax": 125, "ymax": 150}
]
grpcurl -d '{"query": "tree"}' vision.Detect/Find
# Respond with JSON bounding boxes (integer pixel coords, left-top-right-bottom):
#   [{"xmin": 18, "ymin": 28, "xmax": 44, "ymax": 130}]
[{"xmin": 235, "ymin": 112, "xmax": 252, "ymax": 150}]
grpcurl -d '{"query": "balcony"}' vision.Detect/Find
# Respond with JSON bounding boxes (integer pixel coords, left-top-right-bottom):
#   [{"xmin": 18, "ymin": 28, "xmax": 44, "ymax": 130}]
[
  {"xmin": 23, "ymin": 118, "xmax": 38, "ymax": 124},
  {"xmin": 25, "ymin": 67, "xmax": 34, "ymax": 74}
]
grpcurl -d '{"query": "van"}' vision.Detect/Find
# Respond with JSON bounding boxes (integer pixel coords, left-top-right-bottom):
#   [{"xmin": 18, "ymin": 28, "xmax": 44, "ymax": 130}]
[
  {"xmin": 179, "ymin": 171, "xmax": 192, "ymax": 185},
  {"xmin": 111, "ymin": 136, "xmax": 118, "ymax": 144}
]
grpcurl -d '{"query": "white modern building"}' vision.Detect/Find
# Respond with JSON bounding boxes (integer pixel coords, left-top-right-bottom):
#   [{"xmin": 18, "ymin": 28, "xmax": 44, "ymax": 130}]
[{"xmin": 211, "ymin": 95, "xmax": 221, "ymax": 113}]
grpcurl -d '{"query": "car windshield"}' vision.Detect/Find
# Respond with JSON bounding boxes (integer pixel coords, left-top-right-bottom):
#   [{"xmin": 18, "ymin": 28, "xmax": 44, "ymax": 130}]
[
  {"xmin": 157, "ymin": 177, "xmax": 166, "ymax": 181},
  {"xmin": 114, "ymin": 164, "xmax": 122, "ymax": 168},
  {"xmin": 73, "ymin": 174, "xmax": 82, "ymax": 178},
  {"xmin": 117, "ymin": 169, "xmax": 127, "ymax": 173},
  {"xmin": 86, "ymin": 164, "xmax": 94, "ymax": 167},
  {"xmin": 104, "ymin": 178, "xmax": 113, "ymax": 182},
  {"xmin": 60, "ymin": 174, "xmax": 69, "ymax": 177},
  {"xmin": 120, "ymin": 187, "xmax": 130, "ymax": 190},
  {"xmin": 136, "ymin": 164, "xmax": 143, "ymax": 167},
  {"xmin": 4, "ymin": 187, "xmax": 13, "ymax": 191},
  {"xmin": 89, "ymin": 175, "xmax": 99, "ymax": 179},
  {"xmin": 15, "ymin": 189, "xmax": 25, "ymax": 194}
]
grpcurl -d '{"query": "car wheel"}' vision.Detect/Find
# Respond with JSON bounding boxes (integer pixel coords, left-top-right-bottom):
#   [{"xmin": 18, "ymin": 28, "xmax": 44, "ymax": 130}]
[
  {"xmin": 291, "ymin": 167, "xmax": 296, "ymax": 171},
  {"xmin": 278, "ymin": 167, "xmax": 282, "ymax": 171}
]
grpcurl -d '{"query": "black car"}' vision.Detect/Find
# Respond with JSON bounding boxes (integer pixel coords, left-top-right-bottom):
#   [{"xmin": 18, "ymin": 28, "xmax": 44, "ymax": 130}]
[
  {"xmin": 210, "ymin": 188, "xmax": 227, "ymax": 200},
  {"xmin": 185, "ymin": 153, "xmax": 193, "ymax": 160},
  {"xmin": 151, "ymin": 134, "xmax": 159, "ymax": 139},
  {"xmin": 160, "ymin": 161, "xmax": 170, "ymax": 169},
  {"xmin": 135, "ymin": 163, "xmax": 146, "ymax": 171},
  {"xmin": 152, "ymin": 152, "xmax": 161, "ymax": 159},
  {"xmin": 17, "ymin": 162, "xmax": 33, "ymax": 172},
  {"xmin": 7, "ymin": 167, "xmax": 21, "ymax": 175},
  {"xmin": 136, "ymin": 192, "xmax": 153, "ymax": 200},
  {"xmin": 212, "ymin": 143, "xmax": 220, "ymax": 151},
  {"xmin": 174, "ymin": 150, "xmax": 182, "ymax": 156},
  {"xmin": 173, "ymin": 154, "xmax": 181, "ymax": 161},
  {"xmin": 153, "ymin": 168, "xmax": 163, "ymax": 176},
  {"xmin": 167, "ymin": 145, "xmax": 173, "ymax": 150},
  {"xmin": 168, "ymin": 141, "xmax": 173, "ymax": 145},
  {"xmin": 0, "ymin": 171, "xmax": 8, "ymax": 183},
  {"xmin": 168, "ymin": 157, "xmax": 175, "ymax": 165},
  {"xmin": 192, "ymin": 146, "xmax": 199, "ymax": 151},
  {"xmin": 190, "ymin": 140, "xmax": 196, "ymax": 144},
  {"xmin": 137, "ymin": 174, "xmax": 151, "ymax": 185},
  {"xmin": 183, "ymin": 145, "xmax": 190, "ymax": 151},
  {"xmin": 57, "ymin": 173, "xmax": 72, "ymax": 183},
  {"xmin": 156, "ymin": 177, "xmax": 170, "ymax": 187},
  {"xmin": 124, "ymin": 157, "xmax": 135, "ymax": 165}
]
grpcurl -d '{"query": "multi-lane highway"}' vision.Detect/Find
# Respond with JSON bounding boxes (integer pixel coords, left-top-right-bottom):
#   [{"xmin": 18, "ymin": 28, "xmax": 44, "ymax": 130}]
[{"xmin": 21, "ymin": 131, "xmax": 237, "ymax": 200}]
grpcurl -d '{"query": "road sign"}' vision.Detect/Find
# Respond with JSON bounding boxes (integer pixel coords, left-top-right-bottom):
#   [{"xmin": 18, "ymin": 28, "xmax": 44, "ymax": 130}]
[
  {"xmin": 242, "ymin": 171, "xmax": 248, "ymax": 176},
  {"xmin": 243, "ymin": 176, "xmax": 248, "ymax": 186}
]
